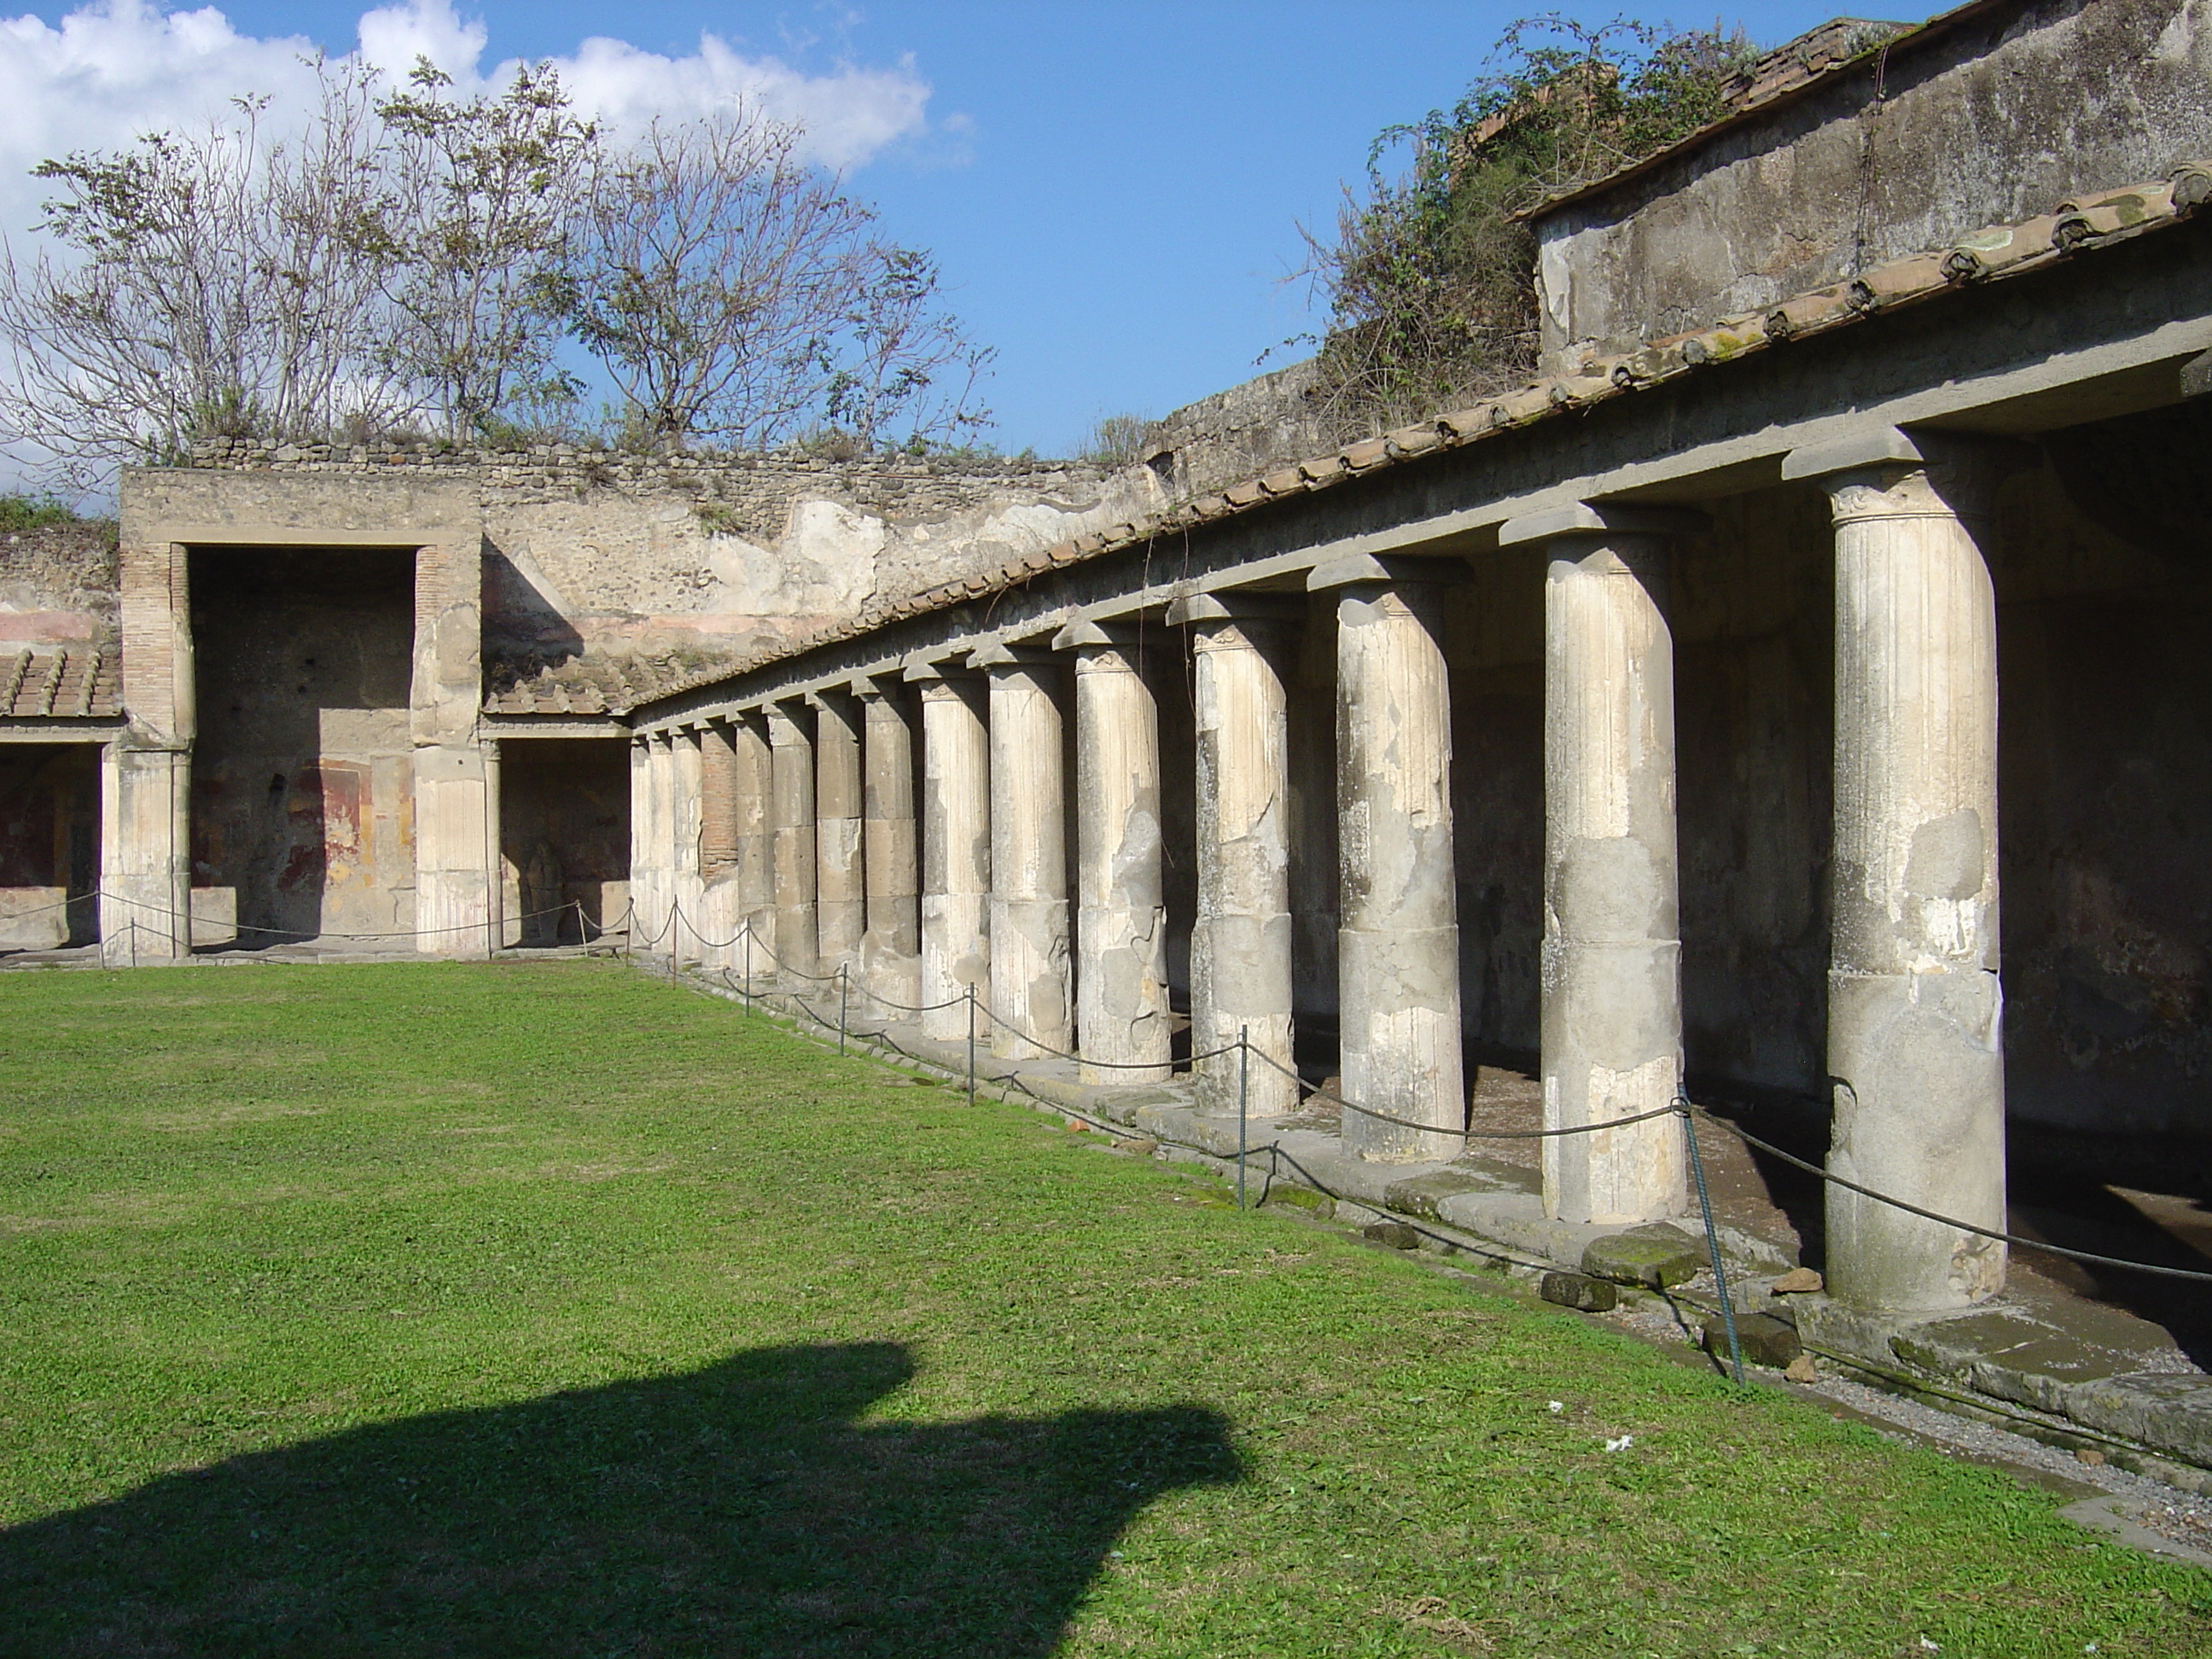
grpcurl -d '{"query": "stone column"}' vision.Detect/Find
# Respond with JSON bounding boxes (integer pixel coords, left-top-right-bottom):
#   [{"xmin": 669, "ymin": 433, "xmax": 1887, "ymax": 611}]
[
  {"xmin": 670, "ymin": 728, "xmax": 705, "ymax": 966},
  {"xmin": 1314, "ymin": 554, "xmax": 1465, "ymax": 1162},
  {"xmin": 974, "ymin": 644, "xmax": 1072, "ymax": 1059},
  {"xmin": 1505, "ymin": 504, "xmax": 1700, "ymax": 1224},
  {"xmin": 628, "ymin": 737, "xmax": 655, "ymax": 948},
  {"xmin": 639, "ymin": 732, "xmax": 675, "ymax": 955},
  {"xmin": 912, "ymin": 664, "xmax": 990, "ymax": 1043},
  {"xmin": 731, "ymin": 712, "xmax": 775, "ymax": 975},
  {"xmin": 410, "ymin": 538, "xmax": 494, "ymax": 958},
  {"xmin": 698, "ymin": 719, "xmax": 741, "ymax": 969},
  {"xmin": 1784, "ymin": 429, "xmax": 2009, "ymax": 1313},
  {"xmin": 1057, "ymin": 620, "xmax": 1171, "ymax": 1083},
  {"xmin": 767, "ymin": 701, "xmax": 818, "ymax": 981},
  {"xmin": 103, "ymin": 537, "xmax": 194, "ymax": 962},
  {"xmin": 810, "ymin": 689, "xmax": 866, "ymax": 975},
  {"xmin": 1168, "ymin": 593, "xmax": 1298, "ymax": 1115},
  {"xmin": 858, "ymin": 678, "xmax": 922, "ymax": 1010}
]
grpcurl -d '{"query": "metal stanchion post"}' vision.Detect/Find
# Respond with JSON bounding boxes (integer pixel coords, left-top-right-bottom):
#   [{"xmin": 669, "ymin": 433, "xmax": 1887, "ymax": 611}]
[
  {"xmin": 966, "ymin": 985, "xmax": 977, "ymax": 1106},
  {"xmin": 128, "ymin": 916, "xmax": 138, "ymax": 970},
  {"xmin": 1681, "ymin": 1098, "xmax": 1745, "ymax": 1387},
  {"xmin": 838, "ymin": 964, "xmax": 849, "ymax": 1056},
  {"xmin": 1237, "ymin": 1027, "xmax": 1251, "ymax": 1210}
]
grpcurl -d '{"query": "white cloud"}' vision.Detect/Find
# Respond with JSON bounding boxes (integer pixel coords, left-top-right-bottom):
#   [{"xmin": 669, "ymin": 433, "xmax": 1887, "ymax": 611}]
[{"xmin": 0, "ymin": 0, "xmax": 934, "ymax": 240}]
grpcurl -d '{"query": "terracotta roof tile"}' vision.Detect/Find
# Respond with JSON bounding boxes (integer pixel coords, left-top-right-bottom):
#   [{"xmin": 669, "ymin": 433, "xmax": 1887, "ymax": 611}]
[{"xmin": 0, "ymin": 647, "xmax": 119, "ymax": 719}]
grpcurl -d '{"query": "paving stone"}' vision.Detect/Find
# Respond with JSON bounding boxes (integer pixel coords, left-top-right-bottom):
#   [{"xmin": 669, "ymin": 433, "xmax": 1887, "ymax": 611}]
[
  {"xmin": 1363, "ymin": 1220, "xmax": 1422, "ymax": 1250},
  {"xmin": 1382, "ymin": 1169, "xmax": 1497, "ymax": 1220},
  {"xmin": 2066, "ymin": 1373, "xmax": 2212, "ymax": 1467},
  {"xmin": 1260, "ymin": 1183, "xmax": 1333, "ymax": 1218},
  {"xmin": 1703, "ymin": 1311, "xmax": 1803, "ymax": 1369},
  {"xmin": 1539, "ymin": 1272, "xmax": 1619, "ymax": 1312},
  {"xmin": 1580, "ymin": 1222, "xmax": 1710, "ymax": 1289}
]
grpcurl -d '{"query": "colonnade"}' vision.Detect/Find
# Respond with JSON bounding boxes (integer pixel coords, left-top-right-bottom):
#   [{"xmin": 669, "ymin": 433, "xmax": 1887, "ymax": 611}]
[{"xmin": 632, "ymin": 430, "xmax": 2009, "ymax": 1317}]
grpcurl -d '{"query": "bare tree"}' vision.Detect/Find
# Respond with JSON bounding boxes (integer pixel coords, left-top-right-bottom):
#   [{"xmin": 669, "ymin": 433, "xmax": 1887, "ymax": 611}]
[
  {"xmin": 374, "ymin": 58, "xmax": 596, "ymax": 441},
  {"xmin": 0, "ymin": 61, "xmax": 409, "ymax": 489},
  {"xmin": 565, "ymin": 107, "xmax": 991, "ymax": 452}
]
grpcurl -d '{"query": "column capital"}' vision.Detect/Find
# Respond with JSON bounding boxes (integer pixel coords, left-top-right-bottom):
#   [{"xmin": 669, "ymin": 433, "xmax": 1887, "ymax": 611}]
[
  {"xmin": 967, "ymin": 637, "xmax": 1062, "ymax": 671},
  {"xmin": 1781, "ymin": 425, "xmax": 2034, "ymax": 486},
  {"xmin": 1163, "ymin": 590, "xmax": 1303, "ymax": 626},
  {"xmin": 900, "ymin": 651, "xmax": 981, "ymax": 684},
  {"xmin": 1499, "ymin": 502, "xmax": 1706, "ymax": 547},
  {"xmin": 1307, "ymin": 551, "xmax": 1465, "ymax": 591}
]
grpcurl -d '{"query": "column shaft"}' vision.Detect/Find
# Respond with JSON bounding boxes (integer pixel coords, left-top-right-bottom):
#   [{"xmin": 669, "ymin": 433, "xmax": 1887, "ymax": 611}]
[
  {"xmin": 1541, "ymin": 536, "xmax": 1686, "ymax": 1223},
  {"xmin": 861, "ymin": 686, "xmax": 922, "ymax": 1009},
  {"xmin": 731, "ymin": 713, "xmax": 774, "ymax": 971},
  {"xmin": 1335, "ymin": 576, "xmax": 1464, "ymax": 1161},
  {"xmin": 1190, "ymin": 612, "xmax": 1296, "ymax": 1113},
  {"xmin": 812, "ymin": 691, "xmax": 865, "ymax": 972},
  {"xmin": 671, "ymin": 730, "xmax": 705, "ymax": 965},
  {"xmin": 1072, "ymin": 635, "xmax": 1170, "ymax": 1081},
  {"xmin": 628, "ymin": 738, "xmax": 655, "ymax": 947},
  {"xmin": 987, "ymin": 658, "xmax": 1071, "ymax": 1058},
  {"xmin": 919, "ymin": 674, "xmax": 989, "ymax": 1042},
  {"xmin": 699, "ymin": 721, "xmax": 741, "ymax": 969},
  {"xmin": 99, "ymin": 743, "xmax": 191, "ymax": 963},
  {"xmin": 1821, "ymin": 455, "xmax": 2006, "ymax": 1311},
  {"xmin": 767, "ymin": 703, "xmax": 818, "ymax": 980}
]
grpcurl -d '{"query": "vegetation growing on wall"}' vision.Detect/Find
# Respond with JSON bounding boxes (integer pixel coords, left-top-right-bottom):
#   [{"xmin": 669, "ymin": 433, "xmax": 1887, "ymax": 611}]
[
  {"xmin": 1305, "ymin": 15, "xmax": 1758, "ymax": 437},
  {"xmin": 0, "ymin": 61, "xmax": 992, "ymax": 488}
]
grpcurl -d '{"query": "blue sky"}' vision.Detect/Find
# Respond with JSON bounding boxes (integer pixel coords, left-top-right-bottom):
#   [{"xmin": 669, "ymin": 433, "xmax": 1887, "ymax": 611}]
[{"xmin": 2, "ymin": 2, "xmax": 1937, "ymax": 460}]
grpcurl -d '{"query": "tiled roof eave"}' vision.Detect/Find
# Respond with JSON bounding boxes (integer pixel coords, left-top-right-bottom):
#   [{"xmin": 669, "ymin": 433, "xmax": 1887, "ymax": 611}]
[{"xmin": 612, "ymin": 165, "xmax": 2208, "ymax": 719}]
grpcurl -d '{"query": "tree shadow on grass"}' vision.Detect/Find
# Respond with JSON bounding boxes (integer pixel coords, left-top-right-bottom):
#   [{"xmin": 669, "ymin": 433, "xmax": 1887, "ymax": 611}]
[{"xmin": 0, "ymin": 1343, "xmax": 1241, "ymax": 1658}]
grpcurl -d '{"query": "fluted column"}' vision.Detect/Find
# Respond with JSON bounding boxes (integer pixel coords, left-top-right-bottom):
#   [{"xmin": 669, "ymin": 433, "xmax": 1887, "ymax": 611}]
[
  {"xmin": 670, "ymin": 728, "xmax": 705, "ymax": 966},
  {"xmin": 975, "ymin": 643, "xmax": 1072, "ymax": 1060},
  {"xmin": 911, "ymin": 663, "xmax": 990, "ymax": 1042},
  {"xmin": 1169, "ymin": 592, "xmax": 1297, "ymax": 1115},
  {"xmin": 858, "ymin": 678, "xmax": 922, "ymax": 1010},
  {"xmin": 1784, "ymin": 428, "xmax": 2010, "ymax": 1313},
  {"xmin": 632, "ymin": 733, "xmax": 672, "ymax": 955},
  {"xmin": 811, "ymin": 689, "xmax": 865, "ymax": 975},
  {"xmin": 766, "ymin": 701, "xmax": 818, "ymax": 982},
  {"xmin": 1057, "ymin": 620, "xmax": 1170, "ymax": 1083},
  {"xmin": 699, "ymin": 720, "xmax": 741, "ymax": 969},
  {"xmin": 732, "ymin": 712, "xmax": 774, "ymax": 977},
  {"xmin": 1505, "ymin": 504, "xmax": 1699, "ymax": 1224},
  {"xmin": 1314, "ymin": 554, "xmax": 1465, "ymax": 1161}
]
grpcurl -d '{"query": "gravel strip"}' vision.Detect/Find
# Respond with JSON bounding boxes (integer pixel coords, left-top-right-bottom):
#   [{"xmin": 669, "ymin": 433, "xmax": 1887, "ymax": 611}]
[{"xmin": 1597, "ymin": 1295, "xmax": 2212, "ymax": 1563}]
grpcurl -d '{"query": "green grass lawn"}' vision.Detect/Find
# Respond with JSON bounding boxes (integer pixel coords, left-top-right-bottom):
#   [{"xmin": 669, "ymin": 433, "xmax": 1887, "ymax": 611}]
[{"xmin": 0, "ymin": 960, "xmax": 2205, "ymax": 1657}]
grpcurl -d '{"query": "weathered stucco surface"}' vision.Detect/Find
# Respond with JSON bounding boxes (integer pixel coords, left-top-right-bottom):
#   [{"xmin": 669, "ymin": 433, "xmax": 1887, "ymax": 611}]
[
  {"xmin": 1534, "ymin": 0, "xmax": 2212, "ymax": 365},
  {"xmin": 0, "ymin": 524, "xmax": 116, "ymax": 649}
]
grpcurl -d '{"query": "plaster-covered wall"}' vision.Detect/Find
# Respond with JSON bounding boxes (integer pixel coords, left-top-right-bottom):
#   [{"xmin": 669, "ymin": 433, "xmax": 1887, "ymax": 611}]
[
  {"xmin": 189, "ymin": 550, "xmax": 418, "ymax": 943},
  {"xmin": 1533, "ymin": 0, "xmax": 2212, "ymax": 366}
]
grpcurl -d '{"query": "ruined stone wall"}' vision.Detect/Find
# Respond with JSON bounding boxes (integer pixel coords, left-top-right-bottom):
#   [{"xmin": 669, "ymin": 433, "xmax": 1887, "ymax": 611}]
[
  {"xmin": 0, "ymin": 522, "xmax": 116, "ymax": 649},
  {"xmin": 1139, "ymin": 360, "xmax": 1337, "ymax": 500},
  {"xmin": 178, "ymin": 442, "xmax": 1166, "ymax": 693},
  {"xmin": 1533, "ymin": 0, "xmax": 2212, "ymax": 367}
]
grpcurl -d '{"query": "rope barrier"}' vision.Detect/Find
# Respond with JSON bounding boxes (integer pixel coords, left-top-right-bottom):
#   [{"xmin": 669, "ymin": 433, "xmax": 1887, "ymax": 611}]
[{"xmin": 638, "ymin": 906, "xmax": 2212, "ymax": 1299}]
